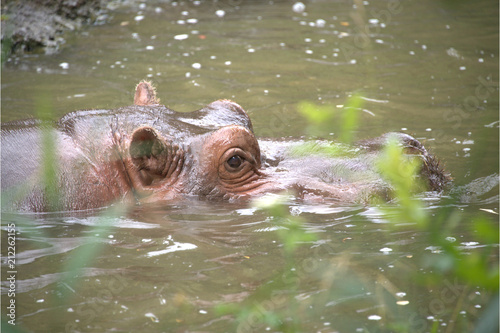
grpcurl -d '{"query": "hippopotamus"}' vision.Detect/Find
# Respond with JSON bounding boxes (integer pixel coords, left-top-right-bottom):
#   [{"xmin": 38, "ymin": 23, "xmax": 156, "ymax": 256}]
[{"xmin": 1, "ymin": 81, "xmax": 450, "ymax": 212}]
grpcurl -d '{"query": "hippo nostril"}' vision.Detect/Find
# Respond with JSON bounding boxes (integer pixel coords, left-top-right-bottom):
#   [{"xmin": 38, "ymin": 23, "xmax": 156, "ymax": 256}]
[{"xmin": 227, "ymin": 155, "xmax": 243, "ymax": 169}]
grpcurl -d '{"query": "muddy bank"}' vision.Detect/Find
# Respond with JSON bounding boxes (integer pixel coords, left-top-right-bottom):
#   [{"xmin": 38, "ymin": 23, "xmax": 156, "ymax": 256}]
[{"xmin": 1, "ymin": 0, "xmax": 104, "ymax": 55}]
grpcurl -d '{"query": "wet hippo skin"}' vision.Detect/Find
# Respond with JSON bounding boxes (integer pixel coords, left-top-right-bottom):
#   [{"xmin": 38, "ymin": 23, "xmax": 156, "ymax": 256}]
[{"xmin": 1, "ymin": 81, "xmax": 450, "ymax": 212}]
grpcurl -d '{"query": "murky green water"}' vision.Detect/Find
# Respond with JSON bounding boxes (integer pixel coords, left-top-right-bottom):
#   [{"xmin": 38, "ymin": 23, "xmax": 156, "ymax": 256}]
[{"xmin": 1, "ymin": 0, "xmax": 498, "ymax": 332}]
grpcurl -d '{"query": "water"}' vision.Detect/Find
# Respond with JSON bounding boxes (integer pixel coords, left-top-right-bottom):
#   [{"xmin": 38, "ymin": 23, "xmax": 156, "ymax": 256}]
[{"xmin": 1, "ymin": 0, "xmax": 498, "ymax": 332}]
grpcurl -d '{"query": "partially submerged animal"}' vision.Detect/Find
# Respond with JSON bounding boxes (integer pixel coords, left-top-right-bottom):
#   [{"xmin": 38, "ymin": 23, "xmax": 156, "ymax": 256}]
[{"xmin": 1, "ymin": 81, "xmax": 450, "ymax": 212}]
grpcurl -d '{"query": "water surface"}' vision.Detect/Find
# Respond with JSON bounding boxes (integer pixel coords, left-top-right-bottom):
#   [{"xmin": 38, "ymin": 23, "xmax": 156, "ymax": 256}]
[{"xmin": 1, "ymin": 0, "xmax": 498, "ymax": 332}]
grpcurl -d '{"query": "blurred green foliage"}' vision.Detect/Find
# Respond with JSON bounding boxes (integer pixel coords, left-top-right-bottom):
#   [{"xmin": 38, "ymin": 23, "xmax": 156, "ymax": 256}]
[
  {"xmin": 1, "ymin": 15, "xmax": 12, "ymax": 66},
  {"xmin": 288, "ymin": 141, "xmax": 357, "ymax": 158},
  {"xmin": 219, "ymin": 97, "xmax": 498, "ymax": 332},
  {"xmin": 37, "ymin": 96, "xmax": 61, "ymax": 211},
  {"xmin": 297, "ymin": 93, "xmax": 362, "ymax": 142},
  {"xmin": 376, "ymin": 135, "xmax": 428, "ymax": 227},
  {"xmin": 376, "ymin": 136, "xmax": 498, "ymax": 293}
]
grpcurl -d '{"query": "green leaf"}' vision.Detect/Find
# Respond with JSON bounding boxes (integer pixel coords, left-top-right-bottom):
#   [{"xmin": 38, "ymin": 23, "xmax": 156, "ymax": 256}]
[
  {"xmin": 375, "ymin": 135, "xmax": 428, "ymax": 227},
  {"xmin": 473, "ymin": 216, "xmax": 499, "ymax": 244},
  {"xmin": 340, "ymin": 94, "xmax": 363, "ymax": 143},
  {"xmin": 296, "ymin": 101, "xmax": 335, "ymax": 125}
]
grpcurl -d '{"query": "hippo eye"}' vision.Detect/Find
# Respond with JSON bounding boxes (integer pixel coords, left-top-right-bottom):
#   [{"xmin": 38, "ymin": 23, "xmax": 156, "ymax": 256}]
[{"xmin": 227, "ymin": 155, "xmax": 243, "ymax": 169}]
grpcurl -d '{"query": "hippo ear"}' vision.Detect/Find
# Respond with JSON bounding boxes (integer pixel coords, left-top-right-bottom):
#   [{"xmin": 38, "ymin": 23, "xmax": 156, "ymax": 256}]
[
  {"xmin": 134, "ymin": 80, "xmax": 160, "ymax": 106},
  {"xmin": 129, "ymin": 127, "xmax": 184, "ymax": 186},
  {"xmin": 129, "ymin": 127, "xmax": 167, "ymax": 175}
]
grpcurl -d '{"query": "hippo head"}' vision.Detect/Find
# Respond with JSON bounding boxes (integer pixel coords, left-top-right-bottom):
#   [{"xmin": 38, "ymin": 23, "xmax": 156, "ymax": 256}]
[
  {"xmin": 122, "ymin": 81, "xmax": 274, "ymax": 203},
  {"xmin": 119, "ymin": 81, "xmax": 449, "ymax": 205},
  {"xmin": 126, "ymin": 120, "xmax": 271, "ymax": 202}
]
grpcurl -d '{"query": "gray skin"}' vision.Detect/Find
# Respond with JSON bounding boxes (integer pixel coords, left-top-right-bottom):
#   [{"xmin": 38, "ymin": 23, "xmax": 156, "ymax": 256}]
[{"xmin": 1, "ymin": 81, "xmax": 450, "ymax": 212}]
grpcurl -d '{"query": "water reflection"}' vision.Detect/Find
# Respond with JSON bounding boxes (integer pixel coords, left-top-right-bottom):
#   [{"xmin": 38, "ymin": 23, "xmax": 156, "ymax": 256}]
[{"xmin": 1, "ymin": 187, "xmax": 495, "ymax": 331}]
